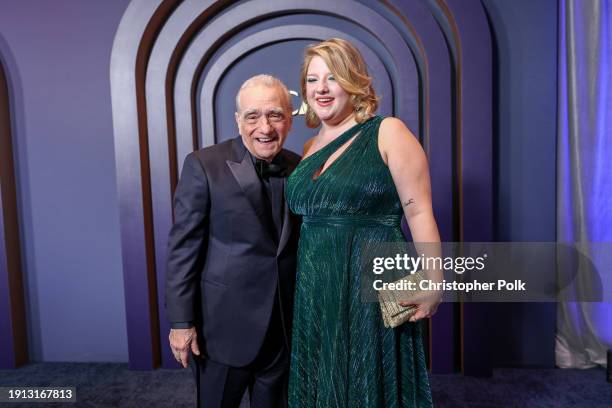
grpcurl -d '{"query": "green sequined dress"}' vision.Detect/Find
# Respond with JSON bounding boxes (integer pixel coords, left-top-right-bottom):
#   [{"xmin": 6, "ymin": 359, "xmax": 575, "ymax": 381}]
[{"xmin": 285, "ymin": 116, "xmax": 432, "ymax": 407}]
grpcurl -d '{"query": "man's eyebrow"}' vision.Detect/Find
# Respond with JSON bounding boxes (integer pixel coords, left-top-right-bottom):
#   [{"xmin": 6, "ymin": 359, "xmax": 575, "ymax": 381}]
[
  {"xmin": 266, "ymin": 107, "xmax": 285, "ymax": 115},
  {"xmin": 242, "ymin": 109, "xmax": 260, "ymax": 117}
]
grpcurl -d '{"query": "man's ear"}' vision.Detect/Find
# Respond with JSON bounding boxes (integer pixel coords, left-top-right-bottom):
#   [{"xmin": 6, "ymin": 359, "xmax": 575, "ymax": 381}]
[{"xmin": 235, "ymin": 111, "xmax": 240, "ymax": 127}]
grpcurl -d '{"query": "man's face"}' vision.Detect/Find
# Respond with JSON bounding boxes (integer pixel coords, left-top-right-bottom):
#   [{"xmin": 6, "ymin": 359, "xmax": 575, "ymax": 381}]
[{"xmin": 235, "ymin": 85, "xmax": 292, "ymax": 162}]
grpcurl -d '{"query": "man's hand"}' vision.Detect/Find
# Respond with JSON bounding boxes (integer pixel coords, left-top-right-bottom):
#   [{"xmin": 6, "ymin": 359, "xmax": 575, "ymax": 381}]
[{"xmin": 169, "ymin": 327, "xmax": 200, "ymax": 368}]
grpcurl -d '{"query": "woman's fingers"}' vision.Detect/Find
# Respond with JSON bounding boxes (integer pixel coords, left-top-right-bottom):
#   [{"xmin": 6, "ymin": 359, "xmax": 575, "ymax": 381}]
[
  {"xmin": 408, "ymin": 300, "xmax": 441, "ymax": 322},
  {"xmin": 409, "ymin": 309, "xmax": 427, "ymax": 322}
]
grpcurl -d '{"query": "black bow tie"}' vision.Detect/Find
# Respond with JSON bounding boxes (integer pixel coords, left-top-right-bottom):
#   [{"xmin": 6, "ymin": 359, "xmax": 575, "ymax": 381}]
[{"xmin": 255, "ymin": 159, "xmax": 285, "ymax": 179}]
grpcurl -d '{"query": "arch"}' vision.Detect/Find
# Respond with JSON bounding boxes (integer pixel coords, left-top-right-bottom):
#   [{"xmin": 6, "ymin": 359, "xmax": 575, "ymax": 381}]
[
  {"xmin": 174, "ymin": 0, "xmax": 419, "ymax": 171},
  {"xmin": 110, "ymin": 0, "xmax": 180, "ymax": 370},
  {"xmin": 0, "ymin": 51, "xmax": 28, "ymax": 369},
  {"xmin": 379, "ymin": 0, "xmax": 456, "ymax": 374},
  {"xmin": 110, "ymin": 0, "xmax": 492, "ymax": 371},
  {"xmin": 423, "ymin": 0, "xmax": 494, "ymax": 376},
  {"xmin": 198, "ymin": 25, "xmax": 393, "ymax": 148},
  {"xmin": 162, "ymin": 1, "xmax": 419, "ymax": 368}
]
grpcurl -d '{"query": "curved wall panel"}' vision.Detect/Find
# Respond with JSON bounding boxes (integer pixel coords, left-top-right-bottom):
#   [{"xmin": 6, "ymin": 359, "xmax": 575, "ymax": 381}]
[
  {"xmin": 0, "ymin": 57, "xmax": 28, "ymax": 368},
  {"xmin": 423, "ymin": 0, "xmax": 494, "ymax": 376},
  {"xmin": 199, "ymin": 26, "xmax": 393, "ymax": 149},
  {"xmin": 380, "ymin": 0, "xmax": 456, "ymax": 373},
  {"xmin": 110, "ymin": 0, "xmax": 180, "ymax": 370},
  {"xmin": 111, "ymin": 0, "xmax": 492, "ymax": 373}
]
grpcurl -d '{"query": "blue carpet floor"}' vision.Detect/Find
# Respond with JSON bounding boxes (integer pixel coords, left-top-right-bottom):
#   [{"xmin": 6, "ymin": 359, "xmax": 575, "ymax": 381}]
[{"xmin": 0, "ymin": 363, "xmax": 610, "ymax": 407}]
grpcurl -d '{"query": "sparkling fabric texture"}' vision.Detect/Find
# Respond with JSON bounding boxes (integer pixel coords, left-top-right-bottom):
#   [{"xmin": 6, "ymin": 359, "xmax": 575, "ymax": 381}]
[{"xmin": 286, "ymin": 116, "xmax": 433, "ymax": 407}]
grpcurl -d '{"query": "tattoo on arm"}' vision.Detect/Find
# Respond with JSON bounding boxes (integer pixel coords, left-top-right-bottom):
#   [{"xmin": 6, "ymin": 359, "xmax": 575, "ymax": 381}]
[{"xmin": 403, "ymin": 199, "xmax": 415, "ymax": 207}]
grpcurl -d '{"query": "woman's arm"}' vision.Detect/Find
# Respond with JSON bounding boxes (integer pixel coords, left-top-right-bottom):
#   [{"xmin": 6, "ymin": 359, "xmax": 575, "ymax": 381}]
[{"xmin": 379, "ymin": 117, "xmax": 443, "ymax": 321}]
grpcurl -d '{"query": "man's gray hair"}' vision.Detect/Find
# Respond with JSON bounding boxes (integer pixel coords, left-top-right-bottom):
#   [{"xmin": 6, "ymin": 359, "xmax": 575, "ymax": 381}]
[{"xmin": 235, "ymin": 74, "xmax": 293, "ymax": 113}]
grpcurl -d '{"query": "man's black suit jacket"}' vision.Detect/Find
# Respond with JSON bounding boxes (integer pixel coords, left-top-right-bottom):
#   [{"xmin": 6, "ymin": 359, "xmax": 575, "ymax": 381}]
[{"xmin": 165, "ymin": 136, "xmax": 301, "ymax": 367}]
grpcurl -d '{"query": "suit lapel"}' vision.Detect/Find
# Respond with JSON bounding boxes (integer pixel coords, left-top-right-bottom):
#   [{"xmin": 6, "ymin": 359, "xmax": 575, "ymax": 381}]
[
  {"xmin": 226, "ymin": 153, "xmax": 263, "ymax": 216},
  {"xmin": 276, "ymin": 178, "xmax": 292, "ymax": 256},
  {"xmin": 227, "ymin": 137, "xmax": 297, "ymax": 254},
  {"xmin": 226, "ymin": 138, "xmax": 275, "ymax": 243}
]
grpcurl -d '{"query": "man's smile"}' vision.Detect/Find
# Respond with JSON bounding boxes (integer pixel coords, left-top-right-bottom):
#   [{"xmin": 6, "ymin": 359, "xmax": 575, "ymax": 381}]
[{"xmin": 255, "ymin": 135, "xmax": 278, "ymax": 144}]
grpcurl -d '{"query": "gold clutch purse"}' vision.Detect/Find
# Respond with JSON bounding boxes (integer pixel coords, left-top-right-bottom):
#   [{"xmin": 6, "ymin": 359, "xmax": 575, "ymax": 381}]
[{"xmin": 377, "ymin": 270, "xmax": 427, "ymax": 328}]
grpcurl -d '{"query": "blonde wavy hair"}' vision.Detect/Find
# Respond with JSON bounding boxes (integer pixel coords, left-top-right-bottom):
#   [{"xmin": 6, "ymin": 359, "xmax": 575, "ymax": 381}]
[{"xmin": 300, "ymin": 38, "xmax": 379, "ymax": 128}]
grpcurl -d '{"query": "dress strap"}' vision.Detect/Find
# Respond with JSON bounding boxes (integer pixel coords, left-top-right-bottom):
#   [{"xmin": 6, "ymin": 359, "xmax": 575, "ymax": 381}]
[{"xmin": 306, "ymin": 115, "xmax": 382, "ymax": 163}]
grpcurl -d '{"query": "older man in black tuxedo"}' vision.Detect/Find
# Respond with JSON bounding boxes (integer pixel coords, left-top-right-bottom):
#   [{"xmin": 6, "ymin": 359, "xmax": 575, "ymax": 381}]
[{"xmin": 166, "ymin": 75, "xmax": 300, "ymax": 408}]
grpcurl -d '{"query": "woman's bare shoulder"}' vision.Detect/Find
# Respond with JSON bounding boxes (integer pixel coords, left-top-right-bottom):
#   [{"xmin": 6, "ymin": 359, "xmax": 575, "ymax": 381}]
[
  {"xmin": 379, "ymin": 117, "xmax": 416, "ymax": 141},
  {"xmin": 378, "ymin": 117, "xmax": 421, "ymax": 162}
]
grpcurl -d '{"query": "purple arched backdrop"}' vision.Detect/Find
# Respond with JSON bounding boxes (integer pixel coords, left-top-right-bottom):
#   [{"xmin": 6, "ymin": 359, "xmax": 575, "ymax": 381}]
[
  {"xmin": 110, "ymin": 0, "xmax": 485, "ymax": 372},
  {"xmin": 0, "ymin": 0, "xmax": 558, "ymax": 373}
]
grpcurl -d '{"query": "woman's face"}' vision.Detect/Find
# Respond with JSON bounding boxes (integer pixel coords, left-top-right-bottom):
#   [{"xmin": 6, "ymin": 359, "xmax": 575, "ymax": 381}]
[{"xmin": 305, "ymin": 56, "xmax": 353, "ymax": 125}]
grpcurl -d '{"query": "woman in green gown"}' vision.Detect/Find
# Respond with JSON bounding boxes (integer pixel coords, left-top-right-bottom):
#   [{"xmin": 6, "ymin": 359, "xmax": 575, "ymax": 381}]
[{"xmin": 285, "ymin": 38, "xmax": 442, "ymax": 407}]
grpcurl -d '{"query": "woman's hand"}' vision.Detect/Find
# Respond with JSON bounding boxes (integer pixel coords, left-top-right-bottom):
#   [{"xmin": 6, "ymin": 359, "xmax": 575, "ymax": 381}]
[{"xmin": 399, "ymin": 288, "xmax": 442, "ymax": 322}]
